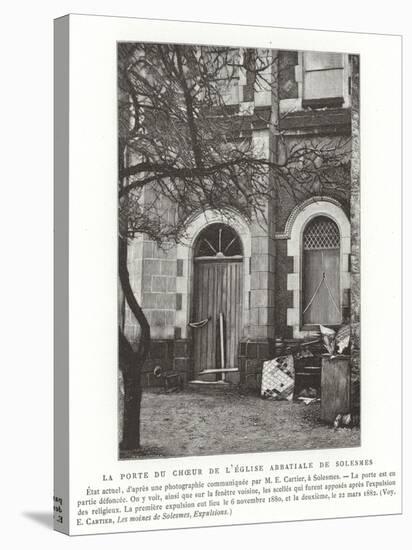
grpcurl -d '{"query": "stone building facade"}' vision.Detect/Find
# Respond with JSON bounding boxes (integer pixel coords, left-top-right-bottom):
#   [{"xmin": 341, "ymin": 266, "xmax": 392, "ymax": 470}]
[{"xmin": 121, "ymin": 49, "xmax": 360, "ymax": 389}]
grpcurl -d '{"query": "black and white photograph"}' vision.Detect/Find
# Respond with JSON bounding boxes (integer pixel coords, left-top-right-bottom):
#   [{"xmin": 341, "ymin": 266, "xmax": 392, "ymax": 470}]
[{"xmin": 117, "ymin": 43, "xmax": 361, "ymax": 459}]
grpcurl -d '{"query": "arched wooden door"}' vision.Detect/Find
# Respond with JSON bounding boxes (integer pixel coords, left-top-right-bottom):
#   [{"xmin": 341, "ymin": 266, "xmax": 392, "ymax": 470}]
[
  {"xmin": 302, "ymin": 216, "xmax": 341, "ymax": 326},
  {"xmin": 192, "ymin": 224, "xmax": 243, "ymax": 382}
]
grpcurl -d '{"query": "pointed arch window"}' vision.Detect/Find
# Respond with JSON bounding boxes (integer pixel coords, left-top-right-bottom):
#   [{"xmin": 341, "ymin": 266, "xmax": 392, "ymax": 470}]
[{"xmin": 302, "ymin": 216, "xmax": 341, "ymax": 326}]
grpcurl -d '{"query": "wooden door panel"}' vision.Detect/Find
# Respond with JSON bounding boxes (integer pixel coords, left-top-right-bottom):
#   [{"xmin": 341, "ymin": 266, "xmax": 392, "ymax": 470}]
[
  {"xmin": 193, "ymin": 261, "xmax": 243, "ymax": 378},
  {"xmin": 225, "ymin": 262, "xmax": 242, "ymax": 369},
  {"xmin": 303, "ymin": 249, "xmax": 340, "ymax": 325},
  {"xmin": 193, "ymin": 262, "xmax": 216, "ymax": 378}
]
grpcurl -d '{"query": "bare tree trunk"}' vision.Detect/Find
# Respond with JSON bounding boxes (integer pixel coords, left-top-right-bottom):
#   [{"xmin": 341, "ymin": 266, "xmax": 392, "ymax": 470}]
[
  {"xmin": 119, "ymin": 329, "xmax": 142, "ymax": 450},
  {"xmin": 118, "ymin": 236, "xmax": 151, "ymax": 451},
  {"xmin": 121, "ymin": 372, "xmax": 141, "ymax": 450}
]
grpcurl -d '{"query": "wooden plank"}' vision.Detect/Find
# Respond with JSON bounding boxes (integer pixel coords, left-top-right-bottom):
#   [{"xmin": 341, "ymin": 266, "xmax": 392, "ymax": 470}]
[
  {"xmin": 208, "ymin": 263, "xmax": 216, "ymax": 379},
  {"xmin": 206, "ymin": 263, "xmax": 214, "ymax": 376},
  {"xmin": 227, "ymin": 262, "xmax": 233, "ymax": 369},
  {"xmin": 320, "ymin": 355, "xmax": 351, "ymax": 423},
  {"xmin": 199, "ymin": 368, "xmax": 239, "ymax": 374},
  {"xmin": 188, "ymin": 380, "xmax": 231, "ymax": 386}
]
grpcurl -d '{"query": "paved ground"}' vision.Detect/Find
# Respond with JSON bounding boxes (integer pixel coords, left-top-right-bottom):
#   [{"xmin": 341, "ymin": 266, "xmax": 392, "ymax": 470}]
[{"xmin": 120, "ymin": 388, "xmax": 360, "ymax": 459}]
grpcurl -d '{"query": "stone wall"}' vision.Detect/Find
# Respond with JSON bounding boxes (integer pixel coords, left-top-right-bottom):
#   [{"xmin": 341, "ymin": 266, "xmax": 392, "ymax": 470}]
[
  {"xmin": 278, "ymin": 50, "xmax": 299, "ymax": 100},
  {"xmin": 141, "ymin": 241, "xmax": 177, "ymax": 340},
  {"xmin": 140, "ymin": 338, "xmax": 192, "ymax": 388},
  {"xmin": 238, "ymin": 338, "xmax": 276, "ymax": 390},
  {"xmin": 274, "ymin": 239, "xmax": 294, "ymax": 339},
  {"xmin": 249, "ymin": 218, "xmax": 277, "ymax": 340},
  {"xmin": 172, "ymin": 339, "xmax": 192, "ymax": 384}
]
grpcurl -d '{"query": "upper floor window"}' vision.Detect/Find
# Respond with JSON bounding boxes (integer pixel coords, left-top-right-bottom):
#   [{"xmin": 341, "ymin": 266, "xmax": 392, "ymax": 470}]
[{"xmin": 302, "ymin": 52, "xmax": 345, "ymax": 108}]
